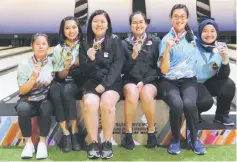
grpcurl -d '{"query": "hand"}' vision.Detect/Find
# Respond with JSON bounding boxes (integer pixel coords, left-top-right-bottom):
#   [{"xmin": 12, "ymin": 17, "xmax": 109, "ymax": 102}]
[
  {"xmin": 166, "ymin": 38, "xmax": 179, "ymax": 50},
  {"xmin": 136, "ymin": 81, "xmax": 144, "ymax": 93},
  {"xmin": 32, "ymin": 64, "xmax": 41, "ymax": 80},
  {"xmin": 64, "ymin": 55, "xmax": 72, "ymax": 69},
  {"xmin": 95, "ymin": 84, "xmax": 105, "ymax": 93},
  {"xmin": 218, "ymin": 48, "xmax": 228, "ymax": 63},
  {"xmin": 87, "ymin": 48, "xmax": 96, "ymax": 61},
  {"xmin": 132, "ymin": 43, "xmax": 141, "ymax": 59}
]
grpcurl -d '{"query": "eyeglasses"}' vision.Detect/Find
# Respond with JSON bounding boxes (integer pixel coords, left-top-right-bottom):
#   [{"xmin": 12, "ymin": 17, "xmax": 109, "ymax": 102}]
[{"xmin": 172, "ymin": 15, "xmax": 187, "ymax": 20}]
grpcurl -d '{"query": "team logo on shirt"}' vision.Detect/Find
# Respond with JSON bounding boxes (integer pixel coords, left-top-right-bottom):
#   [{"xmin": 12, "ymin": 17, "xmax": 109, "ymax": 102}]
[
  {"xmin": 104, "ymin": 52, "xmax": 109, "ymax": 58},
  {"xmin": 211, "ymin": 61, "xmax": 219, "ymax": 71},
  {"xmin": 146, "ymin": 40, "xmax": 152, "ymax": 46}
]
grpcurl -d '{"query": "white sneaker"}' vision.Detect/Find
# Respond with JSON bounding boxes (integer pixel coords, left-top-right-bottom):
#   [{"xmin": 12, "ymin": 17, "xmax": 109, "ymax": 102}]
[
  {"xmin": 36, "ymin": 142, "xmax": 48, "ymax": 160},
  {"xmin": 21, "ymin": 142, "xmax": 35, "ymax": 159}
]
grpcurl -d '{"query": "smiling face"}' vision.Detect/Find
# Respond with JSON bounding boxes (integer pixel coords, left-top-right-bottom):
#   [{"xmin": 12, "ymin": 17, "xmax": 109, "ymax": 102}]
[
  {"xmin": 201, "ymin": 24, "xmax": 217, "ymax": 44},
  {"xmin": 32, "ymin": 36, "xmax": 49, "ymax": 59},
  {"xmin": 171, "ymin": 9, "xmax": 188, "ymax": 33},
  {"xmin": 64, "ymin": 20, "xmax": 79, "ymax": 43},
  {"xmin": 92, "ymin": 14, "xmax": 108, "ymax": 39},
  {"xmin": 130, "ymin": 13, "xmax": 147, "ymax": 38}
]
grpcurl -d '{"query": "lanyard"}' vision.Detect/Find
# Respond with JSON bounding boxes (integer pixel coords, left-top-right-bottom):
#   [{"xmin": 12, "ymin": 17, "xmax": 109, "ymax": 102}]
[
  {"xmin": 171, "ymin": 27, "xmax": 187, "ymax": 42},
  {"xmin": 132, "ymin": 33, "xmax": 147, "ymax": 45},
  {"xmin": 32, "ymin": 55, "xmax": 48, "ymax": 67}
]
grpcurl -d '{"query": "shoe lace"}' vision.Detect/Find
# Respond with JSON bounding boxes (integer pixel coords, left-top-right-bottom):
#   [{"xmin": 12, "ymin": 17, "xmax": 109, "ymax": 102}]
[
  {"xmin": 102, "ymin": 141, "xmax": 111, "ymax": 151},
  {"xmin": 64, "ymin": 135, "xmax": 70, "ymax": 147},
  {"xmin": 125, "ymin": 134, "xmax": 133, "ymax": 144},
  {"xmin": 195, "ymin": 139, "xmax": 204, "ymax": 148},
  {"xmin": 147, "ymin": 133, "xmax": 155, "ymax": 144}
]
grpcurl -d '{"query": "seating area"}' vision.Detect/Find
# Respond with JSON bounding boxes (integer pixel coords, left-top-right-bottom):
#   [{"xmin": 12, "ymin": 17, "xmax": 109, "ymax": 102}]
[{"xmin": 0, "ymin": 95, "xmax": 236, "ymax": 147}]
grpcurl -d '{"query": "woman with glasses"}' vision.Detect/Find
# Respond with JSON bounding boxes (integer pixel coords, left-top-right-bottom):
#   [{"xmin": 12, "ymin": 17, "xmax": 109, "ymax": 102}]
[
  {"xmin": 157, "ymin": 4, "xmax": 206, "ymax": 155},
  {"xmin": 121, "ymin": 11, "xmax": 160, "ymax": 150},
  {"xmin": 16, "ymin": 33, "xmax": 53, "ymax": 160}
]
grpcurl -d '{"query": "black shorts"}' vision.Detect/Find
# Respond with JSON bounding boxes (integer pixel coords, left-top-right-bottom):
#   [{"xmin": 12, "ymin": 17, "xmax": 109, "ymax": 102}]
[
  {"xmin": 123, "ymin": 79, "xmax": 158, "ymax": 90},
  {"xmin": 80, "ymin": 77, "xmax": 123, "ymax": 97}
]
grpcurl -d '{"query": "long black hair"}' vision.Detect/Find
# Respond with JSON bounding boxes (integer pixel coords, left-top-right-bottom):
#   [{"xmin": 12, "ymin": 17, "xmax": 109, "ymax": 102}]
[
  {"xmin": 58, "ymin": 16, "xmax": 83, "ymax": 46},
  {"xmin": 87, "ymin": 10, "xmax": 113, "ymax": 52},
  {"xmin": 170, "ymin": 4, "xmax": 193, "ymax": 42}
]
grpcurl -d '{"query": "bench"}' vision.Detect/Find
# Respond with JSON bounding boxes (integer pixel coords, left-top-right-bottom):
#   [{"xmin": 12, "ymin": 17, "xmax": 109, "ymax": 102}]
[{"xmin": 0, "ymin": 94, "xmax": 236, "ymax": 146}]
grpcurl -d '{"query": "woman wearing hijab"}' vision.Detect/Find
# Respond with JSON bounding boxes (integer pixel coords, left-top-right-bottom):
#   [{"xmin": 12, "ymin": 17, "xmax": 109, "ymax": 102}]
[{"xmin": 195, "ymin": 19, "xmax": 235, "ymax": 126}]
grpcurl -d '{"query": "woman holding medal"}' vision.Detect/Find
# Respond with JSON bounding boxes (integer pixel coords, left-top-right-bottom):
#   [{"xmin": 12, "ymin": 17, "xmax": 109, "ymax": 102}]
[
  {"xmin": 49, "ymin": 16, "xmax": 84, "ymax": 152},
  {"xmin": 157, "ymin": 4, "xmax": 206, "ymax": 155},
  {"xmin": 78, "ymin": 10, "xmax": 125, "ymax": 159},
  {"xmin": 121, "ymin": 11, "xmax": 160, "ymax": 150},
  {"xmin": 195, "ymin": 19, "xmax": 235, "ymax": 126},
  {"xmin": 16, "ymin": 34, "xmax": 53, "ymax": 159}
]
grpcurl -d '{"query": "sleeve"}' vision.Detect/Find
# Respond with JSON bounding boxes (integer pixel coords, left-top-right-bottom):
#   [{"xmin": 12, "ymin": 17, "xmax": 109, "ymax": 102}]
[
  {"xmin": 157, "ymin": 39, "xmax": 167, "ymax": 68},
  {"xmin": 121, "ymin": 40, "xmax": 136, "ymax": 74},
  {"xmin": 17, "ymin": 62, "xmax": 30, "ymax": 87},
  {"xmin": 52, "ymin": 45, "xmax": 64, "ymax": 72},
  {"xmin": 143, "ymin": 37, "xmax": 161, "ymax": 84},
  {"xmin": 215, "ymin": 63, "xmax": 230, "ymax": 79},
  {"xmin": 101, "ymin": 37, "xmax": 125, "ymax": 88},
  {"xmin": 77, "ymin": 40, "xmax": 97, "ymax": 75}
]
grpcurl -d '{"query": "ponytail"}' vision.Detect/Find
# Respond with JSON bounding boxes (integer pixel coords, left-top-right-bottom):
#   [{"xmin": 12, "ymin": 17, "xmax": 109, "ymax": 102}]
[{"xmin": 185, "ymin": 24, "xmax": 193, "ymax": 42}]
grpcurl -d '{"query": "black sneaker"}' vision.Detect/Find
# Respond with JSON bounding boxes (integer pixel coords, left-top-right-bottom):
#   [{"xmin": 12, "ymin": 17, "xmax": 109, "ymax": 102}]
[
  {"xmin": 62, "ymin": 135, "xmax": 72, "ymax": 153},
  {"xmin": 87, "ymin": 141, "xmax": 101, "ymax": 159},
  {"xmin": 71, "ymin": 133, "xmax": 81, "ymax": 151},
  {"xmin": 101, "ymin": 141, "xmax": 113, "ymax": 159},
  {"xmin": 214, "ymin": 115, "xmax": 235, "ymax": 126},
  {"xmin": 147, "ymin": 133, "xmax": 157, "ymax": 148},
  {"xmin": 122, "ymin": 133, "xmax": 135, "ymax": 150}
]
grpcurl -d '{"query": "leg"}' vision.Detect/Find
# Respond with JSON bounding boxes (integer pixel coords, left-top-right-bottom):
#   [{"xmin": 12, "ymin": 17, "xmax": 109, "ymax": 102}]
[
  {"xmin": 16, "ymin": 101, "xmax": 36, "ymax": 159},
  {"xmin": 100, "ymin": 90, "xmax": 119, "ymax": 159},
  {"xmin": 123, "ymin": 83, "xmax": 139, "ymax": 133},
  {"xmin": 49, "ymin": 81, "xmax": 69, "ymax": 135},
  {"xmin": 196, "ymin": 83, "xmax": 214, "ymax": 114},
  {"xmin": 82, "ymin": 93, "xmax": 100, "ymax": 142},
  {"xmin": 140, "ymin": 84, "xmax": 157, "ymax": 133},
  {"xmin": 36, "ymin": 99, "xmax": 53, "ymax": 159},
  {"xmin": 140, "ymin": 84, "xmax": 158, "ymax": 148},
  {"xmin": 204, "ymin": 78, "xmax": 235, "ymax": 116},
  {"xmin": 63, "ymin": 82, "xmax": 80, "ymax": 132},
  {"xmin": 180, "ymin": 80, "xmax": 198, "ymax": 145},
  {"xmin": 158, "ymin": 79, "xmax": 183, "ymax": 143},
  {"xmin": 100, "ymin": 90, "xmax": 120, "ymax": 141}
]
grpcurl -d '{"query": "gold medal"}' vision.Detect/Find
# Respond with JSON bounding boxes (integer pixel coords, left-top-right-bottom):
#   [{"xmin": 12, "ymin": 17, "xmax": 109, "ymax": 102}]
[
  {"xmin": 36, "ymin": 62, "xmax": 42, "ymax": 67},
  {"xmin": 93, "ymin": 42, "xmax": 101, "ymax": 51}
]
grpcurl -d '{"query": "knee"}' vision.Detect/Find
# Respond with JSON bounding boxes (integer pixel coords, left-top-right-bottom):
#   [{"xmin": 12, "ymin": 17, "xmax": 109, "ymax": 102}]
[
  {"xmin": 221, "ymin": 79, "xmax": 236, "ymax": 97},
  {"xmin": 63, "ymin": 83, "xmax": 74, "ymax": 97},
  {"xmin": 197, "ymin": 97, "xmax": 213, "ymax": 113},
  {"xmin": 83, "ymin": 97, "xmax": 99, "ymax": 113},
  {"xmin": 124, "ymin": 87, "xmax": 138, "ymax": 103},
  {"xmin": 16, "ymin": 102, "xmax": 31, "ymax": 117},
  {"xmin": 167, "ymin": 95, "xmax": 183, "ymax": 115},
  {"xmin": 183, "ymin": 99, "xmax": 197, "ymax": 114},
  {"xmin": 39, "ymin": 100, "xmax": 53, "ymax": 116},
  {"xmin": 49, "ymin": 82, "xmax": 61, "ymax": 98},
  {"xmin": 100, "ymin": 100, "xmax": 116, "ymax": 114},
  {"xmin": 140, "ymin": 88, "xmax": 154, "ymax": 103}
]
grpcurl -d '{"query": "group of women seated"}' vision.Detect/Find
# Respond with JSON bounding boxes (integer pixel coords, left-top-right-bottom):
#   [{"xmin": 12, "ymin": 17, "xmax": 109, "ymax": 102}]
[{"xmin": 15, "ymin": 3, "xmax": 235, "ymax": 160}]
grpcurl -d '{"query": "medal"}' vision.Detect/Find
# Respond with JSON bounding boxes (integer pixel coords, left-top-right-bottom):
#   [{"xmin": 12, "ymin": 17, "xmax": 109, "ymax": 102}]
[
  {"xmin": 67, "ymin": 52, "xmax": 72, "ymax": 56},
  {"xmin": 93, "ymin": 36, "xmax": 105, "ymax": 51},
  {"xmin": 137, "ymin": 38, "xmax": 144, "ymax": 45},
  {"xmin": 93, "ymin": 42, "xmax": 101, "ymax": 51},
  {"xmin": 36, "ymin": 62, "xmax": 42, "ymax": 67},
  {"xmin": 212, "ymin": 48, "xmax": 219, "ymax": 54}
]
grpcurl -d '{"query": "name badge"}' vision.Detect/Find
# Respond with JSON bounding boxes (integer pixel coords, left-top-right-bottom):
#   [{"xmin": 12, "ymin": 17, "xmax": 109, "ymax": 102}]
[{"xmin": 104, "ymin": 52, "xmax": 109, "ymax": 58}]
